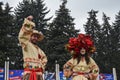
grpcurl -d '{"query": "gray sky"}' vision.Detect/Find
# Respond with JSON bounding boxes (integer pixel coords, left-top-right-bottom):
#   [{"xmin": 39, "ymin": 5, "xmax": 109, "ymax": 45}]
[{"xmin": 1, "ymin": 0, "xmax": 120, "ymax": 33}]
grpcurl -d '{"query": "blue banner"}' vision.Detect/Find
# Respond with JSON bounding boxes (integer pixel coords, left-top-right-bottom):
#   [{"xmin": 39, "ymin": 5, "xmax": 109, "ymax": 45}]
[
  {"xmin": 0, "ymin": 68, "xmax": 23, "ymax": 80},
  {"xmin": 9, "ymin": 70, "xmax": 23, "ymax": 80},
  {"xmin": 0, "ymin": 68, "xmax": 114, "ymax": 80}
]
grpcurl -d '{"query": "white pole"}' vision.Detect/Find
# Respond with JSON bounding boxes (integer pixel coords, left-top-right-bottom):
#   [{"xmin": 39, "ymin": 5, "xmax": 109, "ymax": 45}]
[
  {"xmin": 4, "ymin": 60, "xmax": 9, "ymax": 80},
  {"xmin": 4, "ymin": 61, "xmax": 6, "ymax": 80},
  {"xmin": 57, "ymin": 64, "xmax": 60, "ymax": 80},
  {"xmin": 113, "ymin": 68, "xmax": 117, "ymax": 80},
  {"xmin": 55, "ymin": 60, "xmax": 58, "ymax": 80},
  {"xmin": 55, "ymin": 60, "xmax": 60, "ymax": 80},
  {"xmin": 7, "ymin": 61, "xmax": 9, "ymax": 80}
]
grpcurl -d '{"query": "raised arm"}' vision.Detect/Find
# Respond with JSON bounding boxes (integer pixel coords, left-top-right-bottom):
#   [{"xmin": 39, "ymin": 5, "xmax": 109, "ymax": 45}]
[{"xmin": 18, "ymin": 16, "xmax": 35, "ymax": 48}]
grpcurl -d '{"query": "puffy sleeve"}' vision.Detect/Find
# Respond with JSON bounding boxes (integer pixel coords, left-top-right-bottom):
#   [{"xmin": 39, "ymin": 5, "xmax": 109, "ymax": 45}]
[
  {"xmin": 88, "ymin": 57, "xmax": 99, "ymax": 80},
  {"xmin": 63, "ymin": 58, "xmax": 74, "ymax": 78},
  {"xmin": 63, "ymin": 58, "xmax": 74, "ymax": 69},
  {"xmin": 18, "ymin": 18, "xmax": 35, "ymax": 48}
]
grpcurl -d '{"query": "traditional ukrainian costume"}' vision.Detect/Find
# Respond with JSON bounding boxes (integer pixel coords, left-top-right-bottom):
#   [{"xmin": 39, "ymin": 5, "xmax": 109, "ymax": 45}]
[
  {"xmin": 18, "ymin": 18, "xmax": 47, "ymax": 80},
  {"xmin": 64, "ymin": 34, "xmax": 99, "ymax": 80}
]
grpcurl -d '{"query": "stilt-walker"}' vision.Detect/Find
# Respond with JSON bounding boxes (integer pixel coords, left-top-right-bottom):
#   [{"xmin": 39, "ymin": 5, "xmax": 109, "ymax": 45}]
[
  {"xmin": 64, "ymin": 34, "xmax": 99, "ymax": 80},
  {"xmin": 18, "ymin": 15, "xmax": 47, "ymax": 80}
]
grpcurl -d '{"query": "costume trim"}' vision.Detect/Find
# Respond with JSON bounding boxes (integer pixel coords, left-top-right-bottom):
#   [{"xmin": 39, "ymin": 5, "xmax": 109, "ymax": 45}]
[{"xmin": 24, "ymin": 68, "xmax": 43, "ymax": 80}]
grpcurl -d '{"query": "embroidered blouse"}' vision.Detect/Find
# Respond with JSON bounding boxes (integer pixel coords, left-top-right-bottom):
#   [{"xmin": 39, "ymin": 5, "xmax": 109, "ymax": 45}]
[{"xmin": 18, "ymin": 18, "xmax": 47, "ymax": 71}]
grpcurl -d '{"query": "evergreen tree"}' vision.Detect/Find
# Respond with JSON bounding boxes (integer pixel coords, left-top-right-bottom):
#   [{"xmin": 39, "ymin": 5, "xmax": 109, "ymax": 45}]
[
  {"xmin": 84, "ymin": 10, "xmax": 101, "ymax": 43},
  {"xmin": 0, "ymin": 2, "xmax": 18, "ymax": 69},
  {"xmin": 46, "ymin": 0, "xmax": 79, "ymax": 71},
  {"xmin": 14, "ymin": 0, "xmax": 51, "ymax": 33},
  {"xmin": 100, "ymin": 13, "xmax": 112, "ymax": 73},
  {"xmin": 32, "ymin": 0, "xmax": 51, "ymax": 32},
  {"xmin": 0, "ymin": 2, "xmax": 4, "ymax": 68},
  {"xmin": 14, "ymin": 0, "xmax": 51, "ymax": 69},
  {"xmin": 110, "ymin": 11, "xmax": 120, "ymax": 79},
  {"xmin": 84, "ymin": 9, "xmax": 101, "ymax": 54},
  {"xmin": 84, "ymin": 10, "xmax": 103, "ymax": 73}
]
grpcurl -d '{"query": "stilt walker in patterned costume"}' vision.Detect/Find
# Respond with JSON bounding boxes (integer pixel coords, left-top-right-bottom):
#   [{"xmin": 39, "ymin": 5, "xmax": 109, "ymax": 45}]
[
  {"xmin": 18, "ymin": 15, "xmax": 47, "ymax": 80},
  {"xmin": 64, "ymin": 34, "xmax": 99, "ymax": 80}
]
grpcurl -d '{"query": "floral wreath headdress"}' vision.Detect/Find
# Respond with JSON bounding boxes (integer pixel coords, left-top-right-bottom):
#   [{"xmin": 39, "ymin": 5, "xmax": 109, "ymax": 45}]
[{"xmin": 65, "ymin": 34, "xmax": 96, "ymax": 58}]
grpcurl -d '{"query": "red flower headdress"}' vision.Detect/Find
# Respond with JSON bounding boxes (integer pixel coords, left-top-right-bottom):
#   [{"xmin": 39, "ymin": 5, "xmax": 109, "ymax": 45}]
[{"xmin": 65, "ymin": 34, "xmax": 96, "ymax": 57}]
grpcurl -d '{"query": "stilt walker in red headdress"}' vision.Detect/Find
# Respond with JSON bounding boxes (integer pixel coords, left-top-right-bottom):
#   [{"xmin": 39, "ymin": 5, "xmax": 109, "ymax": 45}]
[
  {"xmin": 18, "ymin": 15, "xmax": 47, "ymax": 80},
  {"xmin": 63, "ymin": 34, "xmax": 99, "ymax": 80}
]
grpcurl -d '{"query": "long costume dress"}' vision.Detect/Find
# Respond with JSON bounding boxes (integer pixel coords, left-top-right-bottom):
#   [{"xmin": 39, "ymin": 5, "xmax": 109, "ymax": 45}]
[
  {"xmin": 64, "ymin": 57, "xmax": 99, "ymax": 80},
  {"xmin": 18, "ymin": 18, "xmax": 47, "ymax": 80}
]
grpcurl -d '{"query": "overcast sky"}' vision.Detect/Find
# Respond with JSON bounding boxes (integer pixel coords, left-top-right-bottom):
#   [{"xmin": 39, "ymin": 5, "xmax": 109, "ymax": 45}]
[{"xmin": 1, "ymin": 0, "xmax": 120, "ymax": 33}]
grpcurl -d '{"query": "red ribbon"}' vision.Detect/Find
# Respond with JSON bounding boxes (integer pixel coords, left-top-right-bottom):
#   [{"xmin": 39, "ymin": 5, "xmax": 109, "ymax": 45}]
[
  {"xmin": 24, "ymin": 68, "xmax": 43, "ymax": 80},
  {"xmin": 73, "ymin": 72, "xmax": 85, "ymax": 75}
]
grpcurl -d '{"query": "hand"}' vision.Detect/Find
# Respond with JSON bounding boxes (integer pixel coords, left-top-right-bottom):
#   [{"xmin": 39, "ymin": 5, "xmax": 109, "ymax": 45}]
[
  {"xmin": 37, "ymin": 72, "xmax": 43, "ymax": 76},
  {"xmin": 27, "ymin": 15, "xmax": 33, "ymax": 21},
  {"xmin": 63, "ymin": 69, "xmax": 72, "ymax": 78},
  {"xmin": 84, "ymin": 74, "xmax": 90, "ymax": 79}
]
